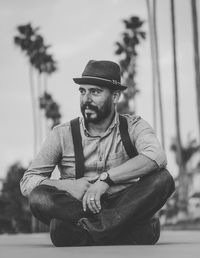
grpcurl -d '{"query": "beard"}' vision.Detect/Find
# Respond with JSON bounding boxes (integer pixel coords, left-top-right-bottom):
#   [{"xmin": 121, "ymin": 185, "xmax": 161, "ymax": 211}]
[{"xmin": 81, "ymin": 100, "xmax": 113, "ymax": 123}]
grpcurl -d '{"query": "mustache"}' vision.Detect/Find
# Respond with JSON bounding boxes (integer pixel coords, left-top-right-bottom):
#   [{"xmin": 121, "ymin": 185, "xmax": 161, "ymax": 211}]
[{"xmin": 81, "ymin": 103, "xmax": 98, "ymax": 112}]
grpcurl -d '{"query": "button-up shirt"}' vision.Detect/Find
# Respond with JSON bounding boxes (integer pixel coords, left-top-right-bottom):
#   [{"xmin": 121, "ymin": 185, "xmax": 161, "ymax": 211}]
[{"xmin": 20, "ymin": 113, "xmax": 167, "ymax": 197}]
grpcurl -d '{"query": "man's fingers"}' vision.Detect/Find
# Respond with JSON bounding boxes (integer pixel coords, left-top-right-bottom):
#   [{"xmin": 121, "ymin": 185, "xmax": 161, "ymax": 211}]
[
  {"xmin": 88, "ymin": 193, "xmax": 101, "ymax": 214},
  {"xmin": 95, "ymin": 192, "xmax": 101, "ymax": 210},
  {"xmin": 90, "ymin": 195, "xmax": 100, "ymax": 213},
  {"xmin": 89, "ymin": 199, "xmax": 98, "ymax": 213},
  {"xmin": 82, "ymin": 193, "xmax": 87, "ymax": 212},
  {"xmin": 87, "ymin": 195, "xmax": 96, "ymax": 213},
  {"xmin": 86, "ymin": 192, "xmax": 100, "ymax": 214}
]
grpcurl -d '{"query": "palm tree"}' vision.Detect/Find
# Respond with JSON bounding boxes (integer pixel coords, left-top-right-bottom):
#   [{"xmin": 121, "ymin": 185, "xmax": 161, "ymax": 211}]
[
  {"xmin": 146, "ymin": 0, "xmax": 157, "ymax": 132},
  {"xmin": 146, "ymin": 0, "xmax": 165, "ymax": 149},
  {"xmin": 31, "ymin": 38, "xmax": 58, "ymax": 140},
  {"xmin": 28, "ymin": 34, "xmax": 45, "ymax": 143},
  {"xmin": 171, "ymin": 0, "xmax": 187, "ymax": 218},
  {"xmin": 115, "ymin": 16, "xmax": 146, "ymax": 114},
  {"xmin": 37, "ymin": 52, "xmax": 59, "ymax": 131},
  {"xmin": 191, "ymin": 0, "xmax": 200, "ymax": 138},
  {"xmin": 152, "ymin": 0, "xmax": 165, "ymax": 150},
  {"xmin": 14, "ymin": 23, "xmax": 60, "ymax": 233},
  {"xmin": 40, "ymin": 92, "xmax": 61, "ymax": 129},
  {"xmin": 15, "ymin": 24, "xmax": 59, "ymax": 147},
  {"xmin": 14, "ymin": 24, "xmax": 39, "ymax": 156}
]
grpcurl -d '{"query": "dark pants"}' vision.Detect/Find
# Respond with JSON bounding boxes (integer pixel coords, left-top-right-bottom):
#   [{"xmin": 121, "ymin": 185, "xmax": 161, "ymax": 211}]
[{"xmin": 29, "ymin": 168, "xmax": 175, "ymax": 244}]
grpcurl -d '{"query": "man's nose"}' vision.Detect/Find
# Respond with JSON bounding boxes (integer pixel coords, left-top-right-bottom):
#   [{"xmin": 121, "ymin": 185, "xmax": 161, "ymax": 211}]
[{"xmin": 83, "ymin": 92, "xmax": 92, "ymax": 103}]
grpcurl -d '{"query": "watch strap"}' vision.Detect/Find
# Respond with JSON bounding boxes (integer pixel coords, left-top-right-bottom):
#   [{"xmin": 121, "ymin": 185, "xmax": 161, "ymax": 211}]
[{"xmin": 101, "ymin": 172, "xmax": 114, "ymax": 186}]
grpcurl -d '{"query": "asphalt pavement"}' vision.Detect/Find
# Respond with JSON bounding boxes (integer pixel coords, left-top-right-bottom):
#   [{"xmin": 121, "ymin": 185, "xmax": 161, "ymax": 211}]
[{"xmin": 0, "ymin": 230, "xmax": 200, "ymax": 258}]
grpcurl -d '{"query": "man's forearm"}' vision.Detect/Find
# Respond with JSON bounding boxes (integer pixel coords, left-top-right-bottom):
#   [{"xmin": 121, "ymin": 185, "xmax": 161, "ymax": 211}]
[
  {"xmin": 40, "ymin": 178, "xmax": 75, "ymax": 193},
  {"xmin": 40, "ymin": 177, "xmax": 91, "ymax": 201},
  {"xmin": 108, "ymin": 154, "xmax": 158, "ymax": 184}
]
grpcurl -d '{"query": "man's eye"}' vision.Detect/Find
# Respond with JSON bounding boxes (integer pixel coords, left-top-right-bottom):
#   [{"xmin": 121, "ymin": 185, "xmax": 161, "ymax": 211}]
[
  {"xmin": 91, "ymin": 89, "xmax": 100, "ymax": 95},
  {"xmin": 79, "ymin": 89, "xmax": 85, "ymax": 94}
]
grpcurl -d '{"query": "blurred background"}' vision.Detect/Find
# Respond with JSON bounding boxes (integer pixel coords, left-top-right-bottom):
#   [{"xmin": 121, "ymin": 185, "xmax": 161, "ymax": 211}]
[{"xmin": 0, "ymin": 0, "xmax": 200, "ymax": 233}]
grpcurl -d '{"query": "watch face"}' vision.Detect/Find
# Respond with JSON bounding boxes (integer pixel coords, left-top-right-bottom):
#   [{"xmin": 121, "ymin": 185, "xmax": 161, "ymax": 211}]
[{"xmin": 100, "ymin": 172, "xmax": 108, "ymax": 181}]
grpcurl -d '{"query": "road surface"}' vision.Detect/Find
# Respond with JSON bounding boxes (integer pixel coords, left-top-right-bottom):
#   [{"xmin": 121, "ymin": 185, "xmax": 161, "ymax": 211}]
[{"xmin": 0, "ymin": 230, "xmax": 200, "ymax": 258}]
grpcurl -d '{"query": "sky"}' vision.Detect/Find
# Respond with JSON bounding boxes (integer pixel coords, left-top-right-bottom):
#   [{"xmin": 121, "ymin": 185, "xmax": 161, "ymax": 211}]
[{"xmin": 0, "ymin": 0, "xmax": 200, "ymax": 179}]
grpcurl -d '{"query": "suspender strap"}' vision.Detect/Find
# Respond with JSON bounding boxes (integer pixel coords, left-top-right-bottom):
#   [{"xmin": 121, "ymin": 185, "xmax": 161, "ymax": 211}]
[
  {"xmin": 119, "ymin": 115, "xmax": 138, "ymax": 158},
  {"xmin": 70, "ymin": 117, "xmax": 85, "ymax": 179}
]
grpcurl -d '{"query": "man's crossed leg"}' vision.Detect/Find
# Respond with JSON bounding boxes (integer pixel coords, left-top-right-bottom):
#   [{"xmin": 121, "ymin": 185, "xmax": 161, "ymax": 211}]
[{"xmin": 29, "ymin": 168, "xmax": 175, "ymax": 246}]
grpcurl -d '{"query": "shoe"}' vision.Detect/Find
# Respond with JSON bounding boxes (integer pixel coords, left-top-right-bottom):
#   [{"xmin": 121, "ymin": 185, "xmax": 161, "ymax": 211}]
[
  {"xmin": 117, "ymin": 216, "xmax": 160, "ymax": 245},
  {"xmin": 50, "ymin": 218, "xmax": 94, "ymax": 247},
  {"xmin": 150, "ymin": 217, "xmax": 160, "ymax": 244}
]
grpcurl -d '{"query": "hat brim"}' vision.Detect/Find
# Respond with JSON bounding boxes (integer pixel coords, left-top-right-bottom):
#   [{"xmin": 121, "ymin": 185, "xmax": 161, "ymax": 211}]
[{"xmin": 73, "ymin": 77, "xmax": 127, "ymax": 91}]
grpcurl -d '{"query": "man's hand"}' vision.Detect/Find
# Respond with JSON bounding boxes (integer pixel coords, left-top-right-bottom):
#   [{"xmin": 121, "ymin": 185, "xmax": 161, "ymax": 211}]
[
  {"xmin": 82, "ymin": 180, "xmax": 109, "ymax": 214},
  {"xmin": 64, "ymin": 178, "xmax": 91, "ymax": 201},
  {"xmin": 42, "ymin": 176, "xmax": 100, "ymax": 201}
]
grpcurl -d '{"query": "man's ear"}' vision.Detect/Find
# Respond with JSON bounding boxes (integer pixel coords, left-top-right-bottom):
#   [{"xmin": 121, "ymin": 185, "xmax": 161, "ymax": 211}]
[{"xmin": 113, "ymin": 90, "xmax": 121, "ymax": 104}]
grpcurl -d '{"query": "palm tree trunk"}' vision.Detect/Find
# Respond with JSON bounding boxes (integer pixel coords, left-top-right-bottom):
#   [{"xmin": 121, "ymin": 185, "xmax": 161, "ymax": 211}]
[
  {"xmin": 128, "ymin": 57, "xmax": 137, "ymax": 114},
  {"xmin": 29, "ymin": 64, "xmax": 38, "ymax": 156},
  {"xmin": 146, "ymin": 0, "xmax": 158, "ymax": 132},
  {"xmin": 37, "ymin": 72, "xmax": 44, "ymax": 145},
  {"xmin": 31, "ymin": 72, "xmax": 47, "ymax": 233},
  {"xmin": 28, "ymin": 64, "xmax": 38, "ymax": 232},
  {"xmin": 43, "ymin": 73, "xmax": 49, "ymax": 136},
  {"xmin": 152, "ymin": 0, "xmax": 165, "ymax": 150},
  {"xmin": 171, "ymin": 0, "xmax": 182, "ymax": 165},
  {"xmin": 43, "ymin": 73, "xmax": 48, "ymax": 93},
  {"xmin": 171, "ymin": 0, "xmax": 187, "ymax": 216},
  {"xmin": 191, "ymin": 0, "xmax": 200, "ymax": 139}
]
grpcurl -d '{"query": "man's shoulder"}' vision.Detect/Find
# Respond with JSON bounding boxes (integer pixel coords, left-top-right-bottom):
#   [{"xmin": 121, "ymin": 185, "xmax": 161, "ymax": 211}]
[
  {"xmin": 53, "ymin": 117, "xmax": 81, "ymax": 133},
  {"xmin": 119, "ymin": 114, "xmax": 153, "ymax": 135},
  {"xmin": 51, "ymin": 120, "xmax": 79, "ymax": 142},
  {"xmin": 53, "ymin": 118, "xmax": 79, "ymax": 133},
  {"xmin": 53, "ymin": 121, "xmax": 71, "ymax": 130},
  {"xmin": 120, "ymin": 114, "xmax": 142, "ymax": 126}
]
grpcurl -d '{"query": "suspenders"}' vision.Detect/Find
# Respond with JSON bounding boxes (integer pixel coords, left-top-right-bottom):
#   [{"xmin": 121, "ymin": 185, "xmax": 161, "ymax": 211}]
[
  {"xmin": 70, "ymin": 118, "xmax": 85, "ymax": 179},
  {"xmin": 118, "ymin": 115, "xmax": 138, "ymax": 159},
  {"xmin": 70, "ymin": 115, "xmax": 138, "ymax": 179}
]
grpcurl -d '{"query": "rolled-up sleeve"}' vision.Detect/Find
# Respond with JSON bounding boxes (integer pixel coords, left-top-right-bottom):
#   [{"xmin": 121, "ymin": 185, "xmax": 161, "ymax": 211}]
[
  {"xmin": 128, "ymin": 116, "xmax": 167, "ymax": 168},
  {"xmin": 20, "ymin": 126, "xmax": 62, "ymax": 196}
]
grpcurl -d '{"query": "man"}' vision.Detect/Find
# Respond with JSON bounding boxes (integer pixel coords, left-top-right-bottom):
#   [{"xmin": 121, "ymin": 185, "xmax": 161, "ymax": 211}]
[{"xmin": 20, "ymin": 60, "xmax": 175, "ymax": 246}]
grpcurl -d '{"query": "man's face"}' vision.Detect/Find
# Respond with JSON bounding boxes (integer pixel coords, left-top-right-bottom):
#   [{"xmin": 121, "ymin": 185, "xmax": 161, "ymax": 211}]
[{"xmin": 79, "ymin": 84, "xmax": 115, "ymax": 123}]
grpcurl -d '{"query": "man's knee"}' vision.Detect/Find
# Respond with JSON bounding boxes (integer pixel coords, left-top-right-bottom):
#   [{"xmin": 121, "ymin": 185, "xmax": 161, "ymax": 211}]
[
  {"xmin": 29, "ymin": 185, "xmax": 54, "ymax": 214},
  {"xmin": 151, "ymin": 168, "xmax": 175, "ymax": 198}
]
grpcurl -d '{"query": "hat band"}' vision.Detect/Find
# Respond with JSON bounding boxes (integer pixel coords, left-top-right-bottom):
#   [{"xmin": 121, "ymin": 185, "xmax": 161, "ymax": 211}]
[{"xmin": 82, "ymin": 75, "xmax": 120, "ymax": 86}]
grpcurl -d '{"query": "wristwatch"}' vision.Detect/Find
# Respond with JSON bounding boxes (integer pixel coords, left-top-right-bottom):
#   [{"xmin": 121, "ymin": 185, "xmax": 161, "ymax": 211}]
[{"xmin": 99, "ymin": 172, "xmax": 114, "ymax": 186}]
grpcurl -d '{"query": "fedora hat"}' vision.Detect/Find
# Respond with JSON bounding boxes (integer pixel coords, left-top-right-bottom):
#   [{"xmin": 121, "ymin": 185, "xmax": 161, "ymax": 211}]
[{"xmin": 73, "ymin": 60, "xmax": 127, "ymax": 91}]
